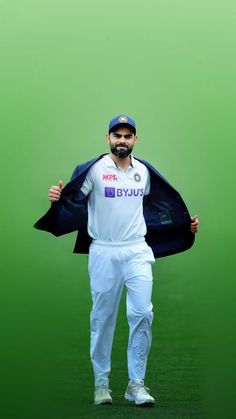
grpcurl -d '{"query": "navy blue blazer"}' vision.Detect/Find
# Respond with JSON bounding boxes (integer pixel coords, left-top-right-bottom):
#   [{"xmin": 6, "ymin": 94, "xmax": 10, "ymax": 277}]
[{"xmin": 34, "ymin": 154, "xmax": 195, "ymax": 258}]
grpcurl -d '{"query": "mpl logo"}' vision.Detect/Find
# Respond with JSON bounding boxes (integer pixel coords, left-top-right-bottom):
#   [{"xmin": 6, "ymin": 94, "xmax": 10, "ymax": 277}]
[
  {"xmin": 103, "ymin": 174, "xmax": 118, "ymax": 181},
  {"xmin": 105, "ymin": 187, "xmax": 116, "ymax": 198}
]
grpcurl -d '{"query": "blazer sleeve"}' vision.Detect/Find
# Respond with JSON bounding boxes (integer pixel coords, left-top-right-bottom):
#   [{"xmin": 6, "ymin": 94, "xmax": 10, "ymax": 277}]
[{"xmin": 33, "ymin": 165, "xmax": 88, "ymax": 236}]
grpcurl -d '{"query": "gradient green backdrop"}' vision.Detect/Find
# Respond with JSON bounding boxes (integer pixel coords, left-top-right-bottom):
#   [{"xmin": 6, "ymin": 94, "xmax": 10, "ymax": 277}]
[{"xmin": 1, "ymin": 1, "xmax": 235, "ymax": 418}]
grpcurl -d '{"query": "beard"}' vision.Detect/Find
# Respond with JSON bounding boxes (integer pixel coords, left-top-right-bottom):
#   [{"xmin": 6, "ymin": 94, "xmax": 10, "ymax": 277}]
[{"xmin": 110, "ymin": 142, "xmax": 133, "ymax": 158}]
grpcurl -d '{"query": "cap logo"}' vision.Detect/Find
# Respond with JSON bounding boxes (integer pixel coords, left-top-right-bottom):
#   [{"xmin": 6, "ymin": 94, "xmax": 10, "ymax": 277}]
[{"xmin": 119, "ymin": 115, "xmax": 128, "ymax": 123}]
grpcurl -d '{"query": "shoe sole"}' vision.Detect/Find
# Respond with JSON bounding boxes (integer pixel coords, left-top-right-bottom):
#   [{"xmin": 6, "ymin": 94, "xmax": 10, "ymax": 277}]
[
  {"xmin": 94, "ymin": 400, "xmax": 112, "ymax": 405},
  {"xmin": 125, "ymin": 394, "xmax": 155, "ymax": 406},
  {"xmin": 135, "ymin": 401, "xmax": 155, "ymax": 407}
]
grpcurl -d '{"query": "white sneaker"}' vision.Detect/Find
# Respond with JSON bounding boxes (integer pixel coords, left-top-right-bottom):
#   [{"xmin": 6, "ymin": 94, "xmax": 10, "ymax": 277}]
[
  {"xmin": 94, "ymin": 384, "xmax": 112, "ymax": 405},
  {"xmin": 125, "ymin": 381, "xmax": 155, "ymax": 406}
]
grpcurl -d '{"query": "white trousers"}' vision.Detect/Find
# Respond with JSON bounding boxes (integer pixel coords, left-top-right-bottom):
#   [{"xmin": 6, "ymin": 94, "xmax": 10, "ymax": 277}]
[{"xmin": 88, "ymin": 238, "xmax": 155, "ymax": 386}]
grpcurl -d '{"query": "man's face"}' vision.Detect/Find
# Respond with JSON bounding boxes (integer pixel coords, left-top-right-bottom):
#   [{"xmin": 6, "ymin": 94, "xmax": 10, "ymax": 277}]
[{"xmin": 106, "ymin": 127, "xmax": 138, "ymax": 158}]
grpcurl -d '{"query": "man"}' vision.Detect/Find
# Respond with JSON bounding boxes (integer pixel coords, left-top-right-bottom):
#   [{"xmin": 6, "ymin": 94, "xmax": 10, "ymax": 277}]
[{"xmin": 34, "ymin": 114, "xmax": 199, "ymax": 406}]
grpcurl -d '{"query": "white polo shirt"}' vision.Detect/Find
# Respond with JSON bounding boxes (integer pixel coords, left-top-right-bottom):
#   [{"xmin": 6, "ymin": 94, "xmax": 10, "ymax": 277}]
[{"xmin": 80, "ymin": 154, "xmax": 150, "ymax": 242}]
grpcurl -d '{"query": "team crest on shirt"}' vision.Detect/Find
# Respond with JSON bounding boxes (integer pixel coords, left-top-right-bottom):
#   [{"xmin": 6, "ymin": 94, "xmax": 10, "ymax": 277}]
[{"xmin": 134, "ymin": 173, "xmax": 141, "ymax": 182}]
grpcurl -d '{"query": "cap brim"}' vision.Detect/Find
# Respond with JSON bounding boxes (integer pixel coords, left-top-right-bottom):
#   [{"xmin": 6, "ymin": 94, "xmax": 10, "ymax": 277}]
[{"xmin": 109, "ymin": 123, "xmax": 136, "ymax": 134}]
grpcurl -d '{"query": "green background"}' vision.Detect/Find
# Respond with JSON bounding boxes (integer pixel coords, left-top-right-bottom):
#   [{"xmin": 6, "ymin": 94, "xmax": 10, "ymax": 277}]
[{"xmin": 1, "ymin": 1, "xmax": 235, "ymax": 418}]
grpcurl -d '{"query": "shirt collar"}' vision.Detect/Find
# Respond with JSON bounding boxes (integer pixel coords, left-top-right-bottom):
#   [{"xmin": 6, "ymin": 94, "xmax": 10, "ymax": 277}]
[{"xmin": 103, "ymin": 154, "xmax": 136, "ymax": 169}]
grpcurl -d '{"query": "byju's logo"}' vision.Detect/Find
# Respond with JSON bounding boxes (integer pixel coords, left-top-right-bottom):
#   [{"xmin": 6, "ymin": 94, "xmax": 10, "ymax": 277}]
[
  {"xmin": 104, "ymin": 187, "xmax": 144, "ymax": 198},
  {"xmin": 105, "ymin": 187, "xmax": 116, "ymax": 198}
]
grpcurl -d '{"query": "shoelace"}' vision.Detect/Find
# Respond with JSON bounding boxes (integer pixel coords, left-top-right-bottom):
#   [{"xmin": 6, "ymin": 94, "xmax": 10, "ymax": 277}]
[
  {"xmin": 131, "ymin": 383, "xmax": 150, "ymax": 395},
  {"xmin": 138, "ymin": 385, "xmax": 150, "ymax": 394},
  {"xmin": 97, "ymin": 385, "xmax": 112, "ymax": 394}
]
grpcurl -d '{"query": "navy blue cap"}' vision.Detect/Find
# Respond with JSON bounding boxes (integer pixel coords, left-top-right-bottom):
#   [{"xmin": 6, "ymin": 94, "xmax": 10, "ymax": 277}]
[{"xmin": 108, "ymin": 114, "xmax": 136, "ymax": 134}]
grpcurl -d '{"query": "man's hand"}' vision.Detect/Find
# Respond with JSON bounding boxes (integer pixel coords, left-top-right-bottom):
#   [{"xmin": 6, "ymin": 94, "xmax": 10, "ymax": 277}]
[
  {"xmin": 190, "ymin": 215, "xmax": 199, "ymax": 233},
  {"xmin": 49, "ymin": 180, "xmax": 63, "ymax": 202}
]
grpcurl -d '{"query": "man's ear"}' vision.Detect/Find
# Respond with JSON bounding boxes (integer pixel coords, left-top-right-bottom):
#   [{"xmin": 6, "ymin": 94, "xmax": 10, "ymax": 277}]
[
  {"xmin": 105, "ymin": 134, "xmax": 110, "ymax": 145},
  {"xmin": 134, "ymin": 135, "xmax": 139, "ymax": 143}
]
